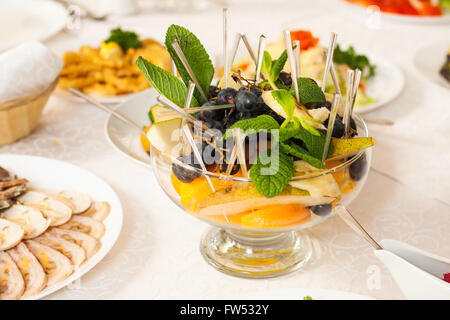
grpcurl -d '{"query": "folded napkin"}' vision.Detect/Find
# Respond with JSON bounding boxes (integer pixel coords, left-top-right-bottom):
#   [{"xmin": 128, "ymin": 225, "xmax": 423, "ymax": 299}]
[{"xmin": 0, "ymin": 41, "xmax": 62, "ymax": 104}]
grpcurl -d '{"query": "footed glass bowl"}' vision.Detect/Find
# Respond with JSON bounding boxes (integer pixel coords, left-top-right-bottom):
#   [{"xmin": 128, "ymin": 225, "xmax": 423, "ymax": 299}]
[{"xmin": 151, "ymin": 114, "xmax": 372, "ymax": 278}]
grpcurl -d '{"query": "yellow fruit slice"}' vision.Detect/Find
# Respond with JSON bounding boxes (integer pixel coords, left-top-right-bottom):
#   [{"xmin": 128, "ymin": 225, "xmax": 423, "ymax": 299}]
[
  {"xmin": 329, "ymin": 137, "xmax": 375, "ymax": 158},
  {"xmin": 180, "ymin": 176, "xmax": 238, "ymax": 211},
  {"xmin": 146, "ymin": 118, "xmax": 182, "ymax": 158},
  {"xmin": 99, "ymin": 41, "xmax": 123, "ymax": 60},
  {"xmin": 149, "ymin": 105, "xmax": 179, "ymax": 124},
  {"xmin": 140, "ymin": 125, "xmax": 151, "ymax": 153},
  {"xmin": 241, "ymin": 204, "xmax": 311, "ymax": 229}
]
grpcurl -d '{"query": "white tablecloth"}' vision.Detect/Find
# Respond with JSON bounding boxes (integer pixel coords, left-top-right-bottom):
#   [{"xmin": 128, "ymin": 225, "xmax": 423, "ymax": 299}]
[{"xmin": 1, "ymin": 0, "xmax": 449, "ymax": 299}]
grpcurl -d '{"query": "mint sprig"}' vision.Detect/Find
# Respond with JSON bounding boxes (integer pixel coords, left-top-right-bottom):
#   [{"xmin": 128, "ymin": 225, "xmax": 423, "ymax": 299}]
[
  {"xmin": 136, "ymin": 56, "xmax": 199, "ymax": 108},
  {"xmin": 249, "ymin": 148, "xmax": 294, "ymax": 198},
  {"xmin": 289, "ymin": 77, "xmax": 325, "ymax": 105},
  {"xmin": 222, "ymin": 115, "xmax": 280, "ymax": 140},
  {"xmin": 270, "ymin": 50, "xmax": 287, "ymax": 82},
  {"xmin": 165, "ymin": 25, "xmax": 214, "ymax": 104},
  {"xmin": 280, "ymin": 142, "xmax": 324, "ymax": 169},
  {"xmin": 272, "ymin": 90, "xmax": 296, "ymax": 125}
]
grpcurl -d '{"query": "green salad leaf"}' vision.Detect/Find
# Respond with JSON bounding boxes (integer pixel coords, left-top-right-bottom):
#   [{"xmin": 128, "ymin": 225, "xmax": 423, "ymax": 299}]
[
  {"xmin": 136, "ymin": 56, "xmax": 199, "ymax": 108},
  {"xmin": 249, "ymin": 148, "xmax": 294, "ymax": 198},
  {"xmin": 333, "ymin": 44, "xmax": 376, "ymax": 79},
  {"xmin": 165, "ymin": 25, "xmax": 214, "ymax": 104},
  {"xmin": 105, "ymin": 28, "xmax": 142, "ymax": 51}
]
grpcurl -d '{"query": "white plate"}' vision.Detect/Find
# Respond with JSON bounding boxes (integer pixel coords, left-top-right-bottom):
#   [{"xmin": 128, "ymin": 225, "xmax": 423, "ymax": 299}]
[
  {"xmin": 237, "ymin": 288, "xmax": 374, "ymax": 300},
  {"xmin": 342, "ymin": 1, "xmax": 450, "ymax": 24},
  {"xmin": 355, "ymin": 53, "xmax": 405, "ymax": 114},
  {"xmin": 55, "ymin": 88, "xmax": 141, "ymax": 105},
  {"xmin": 413, "ymin": 41, "xmax": 450, "ymax": 90},
  {"xmin": 0, "ymin": 0, "xmax": 67, "ymax": 52},
  {"xmin": 0, "ymin": 154, "xmax": 123, "ymax": 300},
  {"xmin": 105, "ymin": 89, "xmax": 156, "ymax": 167}
]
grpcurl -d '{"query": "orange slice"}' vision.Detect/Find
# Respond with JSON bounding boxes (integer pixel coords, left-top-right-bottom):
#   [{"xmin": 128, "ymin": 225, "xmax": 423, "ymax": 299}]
[{"xmin": 241, "ymin": 204, "xmax": 310, "ymax": 229}]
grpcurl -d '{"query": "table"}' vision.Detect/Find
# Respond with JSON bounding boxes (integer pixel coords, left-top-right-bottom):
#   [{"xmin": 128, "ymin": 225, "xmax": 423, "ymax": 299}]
[{"xmin": 1, "ymin": 0, "xmax": 449, "ymax": 299}]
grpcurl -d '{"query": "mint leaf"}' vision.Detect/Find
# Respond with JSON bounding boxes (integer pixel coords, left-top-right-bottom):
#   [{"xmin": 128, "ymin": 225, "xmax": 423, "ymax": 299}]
[
  {"xmin": 270, "ymin": 50, "xmax": 287, "ymax": 82},
  {"xmin": 290, "ymin": 77, "xmax": 325, "ymax": 105},
  {"xmin": 279, "ymin": 118, "xmax": 301, "ymax": 142},
  {"xmin": 261, "ymin": 51, "xmax": 272, "ymax": 75},
  {"xmin": 105, "ymin": 28, "xmax": 141, "ymax": 51},
  {"xmin": 272, "ymin": 90, "xmax": 296, "ymax": 121},
  {"xmin": 280, "ymin": 142, "xmax": 324, "ymax": 169},
  {"xmin": 249, "ymin": 148, "xmax": 294, "ymax": 198},
  {"xmin": 222, "ymin": 115, "xmax": 280, "ymax": 140},
  {"xmin": 136, "ymin": 56, "xmax": 199, "ymax": 108},
  {"xmin": 165, "ymin": 25, "xmax": 214, "ymax": 104},
  {"xmin": 292, "ymin": 124, "xmax": 329, "ymax": 160}
]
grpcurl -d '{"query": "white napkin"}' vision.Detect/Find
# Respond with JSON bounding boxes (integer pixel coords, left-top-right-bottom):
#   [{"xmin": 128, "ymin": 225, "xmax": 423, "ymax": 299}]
[{"xmin": 0, "ymin": 41, "xmax": 62, "ymax": 104}]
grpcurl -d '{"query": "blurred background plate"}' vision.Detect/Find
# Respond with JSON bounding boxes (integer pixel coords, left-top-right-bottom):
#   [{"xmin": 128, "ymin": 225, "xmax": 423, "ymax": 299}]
[
  {"xmin": 355, "ymin": 52, "xmax": 405, "ymax": 113},
  {"xmin": 413, "ymin": 41, "xmax": 450, "ymax": 90},
  {"xmin": 237, "ymin": 288, "xmax": 374, "ymax": 300},
  {"xmin": 105, "ymin": 89, "xmax": 156, "ymax": 167},
  {"xmin": 0, "ymin": 0, "xmax": 67, "ymax": 52}
]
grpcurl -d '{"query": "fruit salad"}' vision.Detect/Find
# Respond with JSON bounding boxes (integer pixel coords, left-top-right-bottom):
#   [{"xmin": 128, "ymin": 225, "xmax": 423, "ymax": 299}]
[{"xmin": 137, "ymin": 24, "xmax": 375, "ymax": 232}]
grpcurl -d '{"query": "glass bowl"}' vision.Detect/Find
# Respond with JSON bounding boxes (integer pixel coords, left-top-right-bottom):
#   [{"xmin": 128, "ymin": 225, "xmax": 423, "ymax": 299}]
[{"xmin": 150, "ymin": 113, "xmax": 372, "ymax": 278}]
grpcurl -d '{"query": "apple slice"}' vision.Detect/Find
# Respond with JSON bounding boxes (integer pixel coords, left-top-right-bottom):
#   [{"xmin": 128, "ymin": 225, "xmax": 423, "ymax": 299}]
[{"xmin": 146, "ymin": 118, "xmax": 183, "ymax": 159}]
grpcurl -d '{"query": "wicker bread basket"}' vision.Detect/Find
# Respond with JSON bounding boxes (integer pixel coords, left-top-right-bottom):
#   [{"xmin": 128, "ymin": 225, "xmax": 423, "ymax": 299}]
[{"xmin": 0, "ymin": 77, "xmax": 58, "ymax": 146}]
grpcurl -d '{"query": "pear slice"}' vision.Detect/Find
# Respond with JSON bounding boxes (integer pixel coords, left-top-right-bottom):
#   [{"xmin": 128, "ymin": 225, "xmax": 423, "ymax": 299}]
[
  {"xmin": 146, "ymin": 118, "xmax": 183, "ymax": 159},
  {"xmin": 149, "ymin": 105, "xmax": 179, "ymax": 124},
  {"xmin": 290, "ymin": 160, "xmax": 341, "ymax": 198},
  {"xmin": 196, "ymin": 182, "xmax": 334, "ymax": 217},
  {"xmin": 261, "ymin": 90, "xmax": 326, "ymax": 130},
  {"xmin": 329, "ymin": 137, "xmax": 376, "ymax": 159}
]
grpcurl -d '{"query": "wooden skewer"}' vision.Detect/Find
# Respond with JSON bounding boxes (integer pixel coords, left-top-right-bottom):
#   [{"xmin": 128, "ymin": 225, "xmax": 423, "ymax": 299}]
[
  {"xmin": 255, "ymin": 35, "xmax": 266, "ymax": 83},
  {"xmin": 322, "ymin": 93, "xmax": 339, "ymax": 163},
  {"xmin": 170, "ymin": 57, "xmax": 177, "ymax": 77},
  {"xmin": 284, "ymin": 30, "xmax": 299, "ymax": 103},
  {"xmin": 293, "ymin": 40, "xmax": 301, "ymax": 77},
  {"xmin": 156, "ymin": 95, "xmax": 197, "ymax": 123},
  {"xmin": 229, "ymin": 33, "xmax": 242, "ymax": 73},
  {"xmin": 241, "ymin": 33, "xmax": 257, "ymax": 64},
  {"xmin": 223, "ymin": 8, "xmax": 228, "ymax": 88},
  {"xmin": 232, "ymin": 128, "xmax": 248, "ymax": 178},
  {"xmin": 321, "ymin": 32, "xmax": 338, "ymax": 92},
  {"xmin": 171, "ymin": 39, "xmax": 208, "ymax": 101},
  {"xmin": 68, "ymin": 88, "xmax": 144, "ymax": 133},
  {"xmin": 343, "ymin": 70, "xmax": 355, "ymax": 137},
  {"xmin": 182, "ymin": 125, "xmax": 215, "ymax": 192}
]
